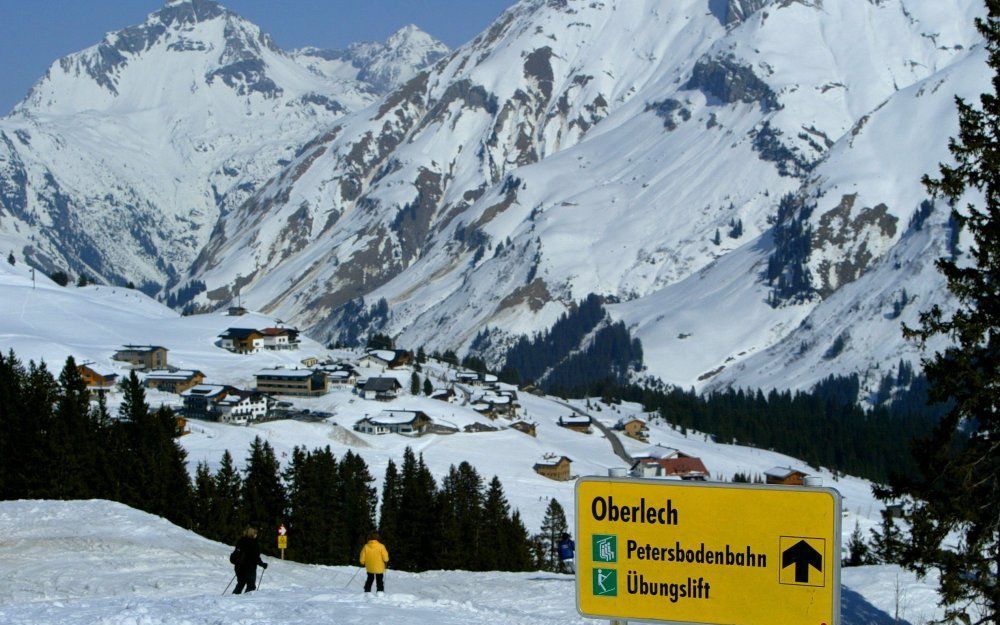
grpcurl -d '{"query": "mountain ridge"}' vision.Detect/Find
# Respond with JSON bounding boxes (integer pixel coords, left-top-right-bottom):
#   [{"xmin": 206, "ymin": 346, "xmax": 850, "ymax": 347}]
[{"xmin": 0, "ymin": 0, "xmax": 987, "ymax": 399}]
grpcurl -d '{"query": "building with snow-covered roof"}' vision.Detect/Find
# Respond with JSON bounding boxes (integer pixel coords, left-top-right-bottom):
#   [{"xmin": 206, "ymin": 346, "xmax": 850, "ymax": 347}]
[
  {"xmin": 557, "ymin": 414, "xmax": 592, "ymax": 434},
  {"xmin": 113, "ymin": 345, "xmax": 168, "ymax": 370},
  {"xmin": 260, "ymin": 327, "xmax": 299, "ymax": 350},
  {"xmin": 182, "ymin": 384, "xmax": 269, "ymax": 424},
  {"xmin": 354, "ymin": 410, "xmax": 431, "ymax": 436},
  {"xmin": 631, "ymin": 455, "xmax": 709, "ymax": 481},
  {"xmin": 764, "ymin": 466, "xmax": 809, "ymax": 486},
  {"xmin": 322, "ymin": 366, "xmax": 358, "ymax": 386},
  {"xmin": 510, "ymin": 421, "xmax": 537, "ymax": 437},
  {"xmin": 456, "ymin": 371, "xmax": 500, "ymax": 387},
  {"xmin": 632, "ymin": 444, "xmax": 682, "ymax": 461},
  {"xmin": 218, "ymin": 328, "xmax": 264, "ymax": 354},
  {"xmin": 255, "ymin": 369, "xmax": 327, "ymax": 397},
  {"xmin": 533, "ymin": 455, "xmax": 573, "ymax": 481},
  {"xmin": 357, "ymin": 376, "xmax": 402, "ymax": 400},
  {"xmin": 77, "ymin": 363, "xmax": 118, "ymax": 391},
  {"xmin": 144, "ymin": 369, "xmax": 205, "ymax": 394},
  {"xmin": 615, "ymin": 417, "xmax": 649, "ymax": 441},
  {"xmin": 357, "ymin": 349, "xmax": 412, "ymax": 369}
]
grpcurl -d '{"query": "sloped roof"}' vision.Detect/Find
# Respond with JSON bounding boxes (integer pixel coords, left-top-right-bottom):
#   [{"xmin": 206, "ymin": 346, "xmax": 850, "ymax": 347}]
[
  {"xmin": 145, "ymin": 369, "xmax": 202, "ymax": 381},
  {"xmin": 658, "ymin": 456, "xmax": 709, "ymax": 477},
  {"xmin": 219, "ymin": 328, "xmax": 261, "ymax": 340},
  {"xmin": 182, "ymin": 384, "xmax": 228, "ymax": 398},
  {"xmin": 256, "ymin": 369, "xmax": 314, "ymax": 378},
  {"xmin": 362, "ymin": 377, "xmax": 402, "ymax": 391},
  {"xmin": 363, "ymin": 410, "xmax": 429, "ymax": 426},
  {"xmin": 764, "ymin": 466, "xmax": 807, "ymax": 479}
]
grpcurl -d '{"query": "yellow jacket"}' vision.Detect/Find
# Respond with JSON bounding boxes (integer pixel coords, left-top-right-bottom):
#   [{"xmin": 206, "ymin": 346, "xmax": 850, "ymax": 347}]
[{"xmin": 359, "ymin": 540, "xmax": 389, "ymax": 573}]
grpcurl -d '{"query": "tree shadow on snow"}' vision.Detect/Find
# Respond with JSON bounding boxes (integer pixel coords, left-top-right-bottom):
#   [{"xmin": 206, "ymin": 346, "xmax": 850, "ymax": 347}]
[{"xmin": 842, "ymin": 586, "xmax": 912, "ymax": 625}]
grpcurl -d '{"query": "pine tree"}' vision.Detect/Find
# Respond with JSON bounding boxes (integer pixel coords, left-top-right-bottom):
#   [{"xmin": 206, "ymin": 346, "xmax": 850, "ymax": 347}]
[
  {"xmin": 537, "ymin": 498, "xmax": 569, "ymax": 572},
  {"xmin": 6, "ymin": 252, "xmax": 13, "ymax": 266},
  {"xmin": 192, "ymin": 462, "xmax": 218, "ymax": 537},
  {"xmin": 438, "ymin": 463, "xmax": 484, "ymax": 569},
  {"xmin": 214, "ymin": 450, "xmax": 244, "ymax": 541},
  {"xmin": 285, "ymin": 447, "xmax": 344, "ymax": 564},
  {"xmin": 378, "ymin": 459, "xmax": 402, "ymax": 555},
  {"xmin": 423, "ymin": 377, "xmax": 434, "ymax": 396},
  {"xmin": 118, "ymin": 371, "xmax": 149, "ymax": 423},
  {"xmin": 844, "ymin": 521, "xmax": 870, "ymax": 567},
  {"xmin": 878, "ymin": 5, "xmax": 1000, "ymax": 622},
  {"xmin": 505, "ymin": 510, "xmax": 535, "ymax": 571},
  {"xmin": 869, "ymin": 511, "xmax": 903, "ymax": 565},
  {"xmin": 51, "ymin": 357, "xmax": 97, "ymax": 498},
  {"xmin": 339, "ymin": 450, "xmax": 376, "ymax": 563},
  {"xmin": 242, "ymin": 437, "xmax": 287, "ymax": 548},
  {"xmin": 479, "ymin": 476, "xmax": 511, "ymax": 571},
  {"xmin": 395, "ymin": 447, "xmax": 439, "ymax": 570},
  {"xmin": 410, "ymin": 372, "xmax": 420, "ymax": 395}
]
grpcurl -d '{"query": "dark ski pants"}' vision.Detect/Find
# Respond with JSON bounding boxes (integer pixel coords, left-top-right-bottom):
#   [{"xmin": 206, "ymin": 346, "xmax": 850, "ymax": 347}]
[
  {"xmin": 364, "ymin": 573, "xmax": 384, "ymax": 593},
  {"xmin": 234, "ymin": 570, "xmax": 257, "ymax": 594}
]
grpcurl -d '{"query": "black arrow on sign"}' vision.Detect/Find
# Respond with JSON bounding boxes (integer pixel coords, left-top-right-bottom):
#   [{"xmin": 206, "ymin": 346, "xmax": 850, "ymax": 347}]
[{"xmin": 782, "ymin": 540, "xmax": 823, "ymax": 583}]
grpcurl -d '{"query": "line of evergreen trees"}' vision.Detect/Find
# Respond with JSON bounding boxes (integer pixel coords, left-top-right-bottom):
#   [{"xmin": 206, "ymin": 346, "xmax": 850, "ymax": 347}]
[
  {"xmin": 498, "ymin": 293, "xmax": 643, "ymax": 392},
  {"xmin": 0, "ymin": 352, "xmax": 191, "ymax": 522},
  {"xmin": 0, "ymin": 350, "xmax": 550, "ymax": 573},
  {"xmin": 579, "ymin": 374, "xmax": 940, "ymax": 484}
]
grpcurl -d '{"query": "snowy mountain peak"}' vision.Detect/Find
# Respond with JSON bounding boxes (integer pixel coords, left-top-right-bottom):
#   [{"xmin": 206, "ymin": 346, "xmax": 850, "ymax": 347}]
[
  {"xmin": 12, "ymin": 0, "xmax": 294, "ymax": 115},
  {"xmin": 293, "ymin": 25, "xmax": 448, "ymax": 94}
]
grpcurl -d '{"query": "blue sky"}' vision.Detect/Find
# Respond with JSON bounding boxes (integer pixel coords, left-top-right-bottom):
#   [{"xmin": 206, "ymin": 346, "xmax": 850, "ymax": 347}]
[{"xmin": 0, "ymin": 0, "xmax": 516, "ymax": 113}]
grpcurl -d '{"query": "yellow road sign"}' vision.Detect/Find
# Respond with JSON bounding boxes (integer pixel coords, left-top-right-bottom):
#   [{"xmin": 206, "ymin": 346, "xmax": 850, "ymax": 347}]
[
  {"xmin": 576, "ymin": 477, "xmax": 841, "ymax": 625},
  {"xmin": 277, "ymin": 535, "xmax": 288, "ymax": 550}
]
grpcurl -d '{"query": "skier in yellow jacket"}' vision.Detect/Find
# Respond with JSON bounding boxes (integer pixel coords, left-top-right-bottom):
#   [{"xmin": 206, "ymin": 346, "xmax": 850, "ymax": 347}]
[{"xmin": 359, "ymin": 531, "xmax": 390, "ymax": 594}]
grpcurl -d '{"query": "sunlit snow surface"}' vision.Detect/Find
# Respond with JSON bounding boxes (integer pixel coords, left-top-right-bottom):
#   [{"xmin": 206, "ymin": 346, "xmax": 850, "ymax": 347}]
[{"xmin": 0, "ymin": 500, "xmax": 943, "ymax": 625}]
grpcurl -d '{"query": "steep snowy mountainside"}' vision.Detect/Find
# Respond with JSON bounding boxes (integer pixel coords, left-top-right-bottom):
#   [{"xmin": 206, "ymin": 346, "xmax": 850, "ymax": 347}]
[
  {"xmin": 187, "ymin": 0, "xmax": 984, "ymax": 394},
  {"xmin": 293, "ymin": 25, "xmax": 449, "ymax": 94},
  {"xmin": 188, "ymin": 0, "xmax": 729, "ymax": 331},
  {"xmin": 701, "ymin": 46, "xmax": 989, "ymax": 395},
  {"xmin": 0, "ymin": 0, "xmax": 373, "ymax": 292}
]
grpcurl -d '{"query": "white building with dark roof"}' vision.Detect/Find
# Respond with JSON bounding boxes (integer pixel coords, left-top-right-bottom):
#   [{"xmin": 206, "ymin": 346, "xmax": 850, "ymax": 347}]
[{"xmin": 354, "ymin": 410, "xmax": 431, "ymax": 436}]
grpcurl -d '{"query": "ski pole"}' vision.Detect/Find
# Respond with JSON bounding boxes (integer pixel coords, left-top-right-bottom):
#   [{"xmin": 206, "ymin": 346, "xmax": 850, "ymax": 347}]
[
  {"xmin": 222, "ymin": 573, "xmax": 236, "ymax": 596},
  {"xmin": 344, "ymin": 566, "xmax": 363, "ymax": 588},
  {"xmin": 258, "ymin": 567, "xmax": 266, "ymax": 591}
]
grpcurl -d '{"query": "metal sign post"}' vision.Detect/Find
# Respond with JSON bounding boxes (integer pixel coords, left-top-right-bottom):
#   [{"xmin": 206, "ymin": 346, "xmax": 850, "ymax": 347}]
[
  {"xmin": 277, "ymin": 524, "xmax": 287, "ymax": 560},
  {"xmin": 575, "ymin": 477, "xmax": 841, "ymax": 625}
]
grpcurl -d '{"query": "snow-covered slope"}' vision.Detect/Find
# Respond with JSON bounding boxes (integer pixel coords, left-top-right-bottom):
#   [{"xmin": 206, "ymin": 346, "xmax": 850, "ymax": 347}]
[
  {"xmin": 0, "ymin": 258, "xmax": 882, "ymax": 533},
  {"xmin": 0, "ymin": 0, "xmax": 988, "ymax": 397},
  {"xmin": 181, "ymin": 0, "xmax": 986, "ymax": 394},
  {"xmin": 0, "ymin": 499, "xmax": 947, "ymax": 625}
]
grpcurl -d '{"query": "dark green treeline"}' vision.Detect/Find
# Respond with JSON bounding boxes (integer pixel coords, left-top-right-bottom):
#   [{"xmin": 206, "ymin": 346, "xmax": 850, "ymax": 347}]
[{"xmin": 0, "ymin": 350, "xmax": 537, "ymax": 572}]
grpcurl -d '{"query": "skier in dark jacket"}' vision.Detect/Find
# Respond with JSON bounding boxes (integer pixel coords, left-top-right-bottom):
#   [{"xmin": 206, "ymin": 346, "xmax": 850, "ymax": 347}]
[
  {"xmin": 557, "ymin": 532, "xmax": 575, "ymax": 574},
  {"xmin": 232, "ymin": 527, "xmax": 268, "ymax": 594}
]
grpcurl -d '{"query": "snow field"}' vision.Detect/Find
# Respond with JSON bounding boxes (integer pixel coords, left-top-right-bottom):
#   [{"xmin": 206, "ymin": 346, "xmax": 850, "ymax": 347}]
[{"xmin": 0, "ymin": 500, "xmax": 943, "ymax": 625}]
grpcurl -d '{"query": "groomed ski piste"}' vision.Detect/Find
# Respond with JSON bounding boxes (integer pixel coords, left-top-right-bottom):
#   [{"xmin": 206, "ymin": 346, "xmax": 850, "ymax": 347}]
[
  {"xmin": 0, "ymin": 261, "xmax": 946, "ymax": 624},
  {"xmin": 0, "ymin": 500, "xmax": 943, "ymax": 625}
]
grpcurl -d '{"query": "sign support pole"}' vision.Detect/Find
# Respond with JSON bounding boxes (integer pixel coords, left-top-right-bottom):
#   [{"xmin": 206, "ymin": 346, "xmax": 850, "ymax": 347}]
[{"xmin": 608, "ymin": 469, "xmax": 628, "ymax": 625}]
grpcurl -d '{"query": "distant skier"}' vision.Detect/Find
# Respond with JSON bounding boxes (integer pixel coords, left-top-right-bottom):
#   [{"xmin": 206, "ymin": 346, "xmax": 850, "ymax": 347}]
[
  {"xmin": 359, "ymin": 531, "xmax": 390, "ymax": 594},
  {"xmin": 557, "ymin": 532, "xmax": 575, "ymax": 574},
  {"xmin": 231, "ymin": 527, "xmax": 268, "ymax": 594}
]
